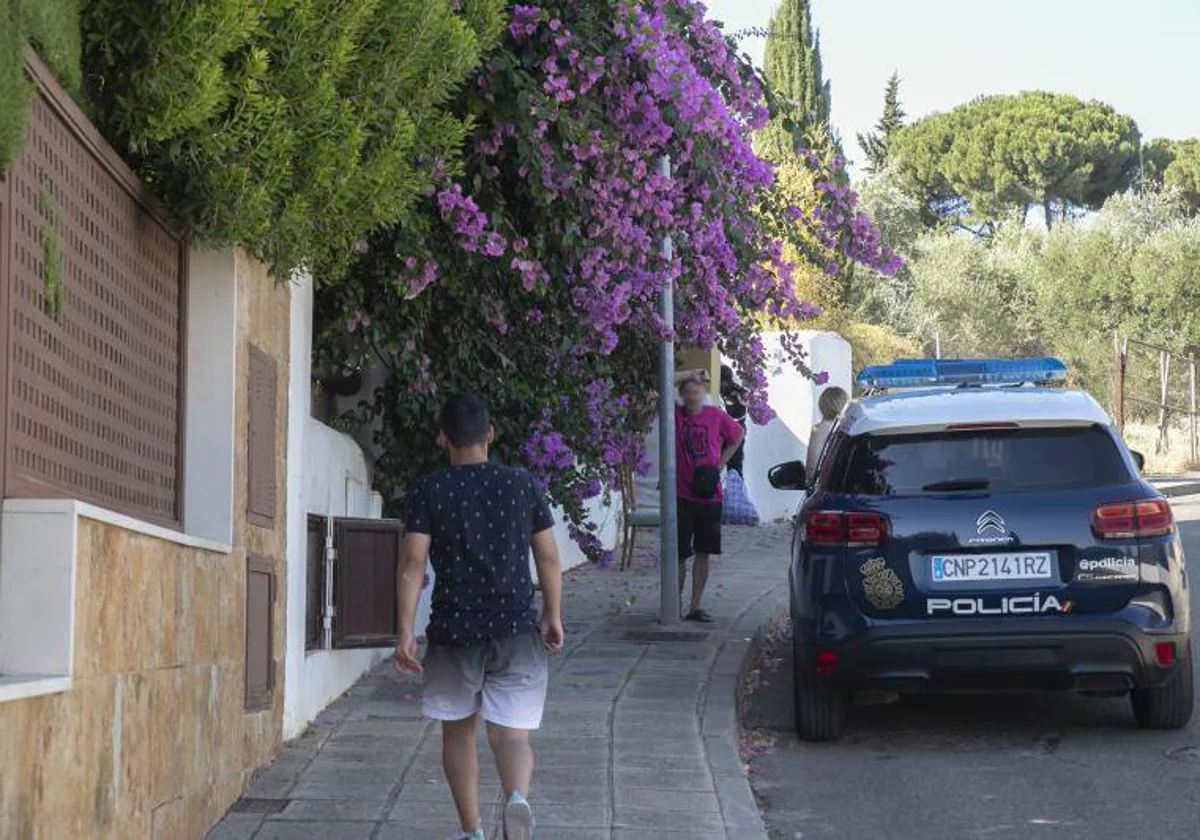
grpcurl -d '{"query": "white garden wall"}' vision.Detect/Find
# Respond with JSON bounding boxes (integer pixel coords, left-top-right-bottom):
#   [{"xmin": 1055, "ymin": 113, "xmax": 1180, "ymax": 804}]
[
  {"xmin": 284, "ymin": 273, "xmax": 402, "ymax": 739},
  {"xmin": 741, "ymin": 331, "xmax": 852, "ymax": 522}
]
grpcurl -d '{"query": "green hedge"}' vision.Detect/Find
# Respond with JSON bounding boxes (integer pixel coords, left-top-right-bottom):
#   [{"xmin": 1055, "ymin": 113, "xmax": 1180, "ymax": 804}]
[
  {"xmin": 2, "ymin": 0, "xmax": 504, "ymax": 279},
  {"xmin": 81, "ymin": 0, "xmax": 505, "ymax": 276}
]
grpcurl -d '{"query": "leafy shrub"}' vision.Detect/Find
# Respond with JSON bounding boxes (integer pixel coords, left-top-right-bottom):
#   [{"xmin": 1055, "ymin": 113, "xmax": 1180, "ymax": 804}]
[
  {"xmin": 79, "ymin": 0, "xmax": 504, "ymax": 275},
  {"xmin": 1, "ymin": 0, "xmax": 83, "ymax": 167}
]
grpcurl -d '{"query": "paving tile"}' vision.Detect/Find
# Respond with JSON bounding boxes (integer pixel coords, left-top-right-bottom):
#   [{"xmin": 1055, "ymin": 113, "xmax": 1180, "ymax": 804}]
[
  {"xmin": 524, "ymin": 765, "xmax": 608, "ymax": 788},
  {"xmin": 614, "ymin": 722, "xmax": 700, "ymax": 742},
  {"xmin": 333, "ymin": 718, "xmax": 429, "ymax": 735},
  {"xmin": 613, "ymin": 830, "xmax": 726, "ymax": 839},
  {"xmin": 529, "ymin": 782, "xmax": 610, "ymax": 806},
  {"xmin": 268, "ymin": 799, "xmax": 386, "ymax": 821},
  {"xmin": 293, "ymin": 767, "xmax": 404, "ymax": 787},
  {"xmin": 252, "ymin": 822, "xmax": 375, "ymax": 840},
  {"xmin": 617, "ymin": 787, "xmax": 722, "ymax": 813},
  {"xmin": 613, "ymin": 736, "xmax": 705, "ymax": 758},
  {"xmin": 395, "ymin": 781, "xmax": 503, "ymax": 804},
  {"xmin": 204, "ymin": 815, "xmax": 263, "ymax": 840},
  {"xmin": 387, "ymin": 798, "xmax": 500, "ymax": 825},
  {"xmin": 614, "ymin": 805, "xmax": 727, "ymax": 833},
  {"xmin": 525, "ymin": 802, "xmax": 610, "ymax": 828},
  {"xmin": 375, "ymin": 825, "xmax": 498, "ymax": 840},
  {"xmin": 287, "ymin": 781, "xmax": 396, "ymax": 802},
  {"xmin": 532, "ymin": 746, "xmax": 611, "ymax": 768},
  {"xmin": 614, "ymin": 752, "xmax": 710, "ymax": 772},
  {"xmin": 615, "ymin": 767, "xmax": 715, "ymax": 792}
]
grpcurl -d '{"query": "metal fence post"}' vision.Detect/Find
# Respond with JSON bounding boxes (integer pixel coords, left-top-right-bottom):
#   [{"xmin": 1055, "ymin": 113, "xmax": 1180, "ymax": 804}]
[
  {"xmin": 1158, "ymin": 349, "xmax": 1171, "ymax": 455},
  {"xmin": 657, "ymin": 154, "xmax": 680, "ymax": 627},
  {"xmin": 1191, "ymin": 355, "xmax": 1197, "ymax": 467},
  {"xmin": 1113, "ymin": 329, "xmax": 1125, "ymax": 432}
]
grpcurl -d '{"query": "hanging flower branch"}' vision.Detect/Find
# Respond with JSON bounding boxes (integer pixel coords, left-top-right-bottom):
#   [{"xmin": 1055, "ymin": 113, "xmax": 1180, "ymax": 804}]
[{"xmin": 315, "ymin": 0, "xmax": 898, "ymax": 562}]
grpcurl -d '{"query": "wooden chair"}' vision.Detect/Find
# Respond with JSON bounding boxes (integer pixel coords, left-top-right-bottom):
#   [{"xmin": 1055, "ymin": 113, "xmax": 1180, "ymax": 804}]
[{"xmin": 618, "ymin": 466, "xmax": 660, "ymax": 569}]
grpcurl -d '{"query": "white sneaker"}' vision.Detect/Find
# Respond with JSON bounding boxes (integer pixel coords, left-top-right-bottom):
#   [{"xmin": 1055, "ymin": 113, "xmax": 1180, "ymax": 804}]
[
  {"xmin": 503, "ymin": 792, "xmax": 534, "ymax": 840},
  {"xmin": 448, "ymin": 831, "xmax": 485, "ymax": 840}
]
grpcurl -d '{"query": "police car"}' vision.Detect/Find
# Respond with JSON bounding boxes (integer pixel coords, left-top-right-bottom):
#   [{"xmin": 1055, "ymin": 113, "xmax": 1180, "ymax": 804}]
[{"xmin": 769, "ymin": 358, "xmax": 1193, "ymax": 741}]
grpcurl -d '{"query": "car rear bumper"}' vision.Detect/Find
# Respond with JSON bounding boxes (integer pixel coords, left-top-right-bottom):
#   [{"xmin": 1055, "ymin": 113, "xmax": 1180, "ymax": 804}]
[{"xmin": 799, "ymin": 621, "xmax": 1189, "ymax": 694}]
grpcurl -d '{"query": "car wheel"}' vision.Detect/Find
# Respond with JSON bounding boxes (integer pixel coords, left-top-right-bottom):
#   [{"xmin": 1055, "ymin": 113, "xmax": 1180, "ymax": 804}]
[
  {"xmin": 793, "ymin": 651, "xmax": 844, "ymax": 741},
  {"xmin": 1131, "ymin": 646, "xmax": 1194, "ymax": 730}
]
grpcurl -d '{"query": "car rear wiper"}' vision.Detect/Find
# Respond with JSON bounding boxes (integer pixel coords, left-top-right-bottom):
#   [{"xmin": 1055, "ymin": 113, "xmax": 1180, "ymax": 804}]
[{"xmin": 922, "ymin": 478, "xmax": 991, "ymax": 492}]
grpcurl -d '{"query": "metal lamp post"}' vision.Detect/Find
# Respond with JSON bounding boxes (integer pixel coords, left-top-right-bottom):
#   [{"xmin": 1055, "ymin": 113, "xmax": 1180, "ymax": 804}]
[{"xmin": 657, "ymin": 154, "xmax": 680, "ymax": 626}]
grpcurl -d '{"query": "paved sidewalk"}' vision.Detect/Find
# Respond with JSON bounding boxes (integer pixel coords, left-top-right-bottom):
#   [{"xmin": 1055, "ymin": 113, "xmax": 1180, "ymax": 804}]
[
  {"xmin": 207, "ymin": 523, "xmax": 791, "ymax": 840},
  {"xmin": 1149, "ymin": 474, "xmax": 1200, "ymax": 498}
]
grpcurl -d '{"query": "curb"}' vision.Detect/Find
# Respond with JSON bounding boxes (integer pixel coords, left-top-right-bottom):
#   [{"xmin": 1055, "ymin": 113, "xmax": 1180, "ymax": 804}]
[
  {"xmin": 1153, "ymin": 481, "xmax": 1200, "ymax": 499},
  {"xmin": 699, "ymin": 584, "xmax": 787, "ymax": 840}
]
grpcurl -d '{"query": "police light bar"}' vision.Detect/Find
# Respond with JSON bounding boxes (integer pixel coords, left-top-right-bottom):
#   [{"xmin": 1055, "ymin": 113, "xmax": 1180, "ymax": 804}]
[{"xmin": 856, "ymin": 358, "xmax": 1067, "ymax": 390}]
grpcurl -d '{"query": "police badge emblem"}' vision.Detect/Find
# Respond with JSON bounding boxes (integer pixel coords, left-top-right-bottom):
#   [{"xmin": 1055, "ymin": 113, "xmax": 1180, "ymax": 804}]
[{"xmin": 860, "ymin": 557, "xmax": 904, "ymax": 609}]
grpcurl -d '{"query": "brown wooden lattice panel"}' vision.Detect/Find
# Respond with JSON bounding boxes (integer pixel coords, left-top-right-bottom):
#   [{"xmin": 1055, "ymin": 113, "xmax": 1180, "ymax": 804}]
[{"xmin": 1, "ymin": 58, "xmax": 185, "ymax": 526}]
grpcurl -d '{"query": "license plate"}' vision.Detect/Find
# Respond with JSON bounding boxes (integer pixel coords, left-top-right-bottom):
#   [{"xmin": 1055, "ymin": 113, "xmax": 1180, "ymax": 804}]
[{"xmin": 931, "ymin": 552, "xmax": 1053, "ymax": 583}]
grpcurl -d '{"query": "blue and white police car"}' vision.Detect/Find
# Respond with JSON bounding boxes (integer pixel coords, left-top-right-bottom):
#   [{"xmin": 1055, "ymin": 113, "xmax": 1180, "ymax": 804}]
[{"xmin": 769, "ymin": 358, "xmax": 1193, "ymax": 741}]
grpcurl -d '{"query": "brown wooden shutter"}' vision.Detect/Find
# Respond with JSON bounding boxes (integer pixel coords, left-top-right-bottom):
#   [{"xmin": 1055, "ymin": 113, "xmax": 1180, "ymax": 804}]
[
  {"xmin": 305, "ymin": 515, "xmax": 326, "ymax": 651},
  {"xmin": 247, "ymin": 344, "xmax": 277, "ymax": 528},
  {"xmin": 244, "ymin": 554, "xmax": 276, "ymax": 710},
  {"xmin": 332, "ymin": 518, "xmax": 403, "ymax": 649}
]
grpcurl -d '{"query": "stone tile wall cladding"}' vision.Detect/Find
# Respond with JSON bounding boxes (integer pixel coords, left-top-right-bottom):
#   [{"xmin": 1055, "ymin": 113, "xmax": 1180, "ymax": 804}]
[{"xmin": 0, "ymin": 250, "xmax": 290, "ymax": 840}]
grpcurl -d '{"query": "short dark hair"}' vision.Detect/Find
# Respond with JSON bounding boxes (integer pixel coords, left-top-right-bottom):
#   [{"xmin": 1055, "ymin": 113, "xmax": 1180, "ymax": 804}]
[{"xmin": 439, "ymin": 394, "xmax": 490, "ymax": 447}]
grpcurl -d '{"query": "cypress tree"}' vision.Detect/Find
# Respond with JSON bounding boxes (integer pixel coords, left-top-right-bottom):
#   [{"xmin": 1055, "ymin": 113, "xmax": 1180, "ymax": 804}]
[
  {"xmin": 757, "ymin": 0, "xmax": 836, "ymax": 163},
  {"xmin": 858, "ymin": 71, "xmax": 906, "ymax": 173}
]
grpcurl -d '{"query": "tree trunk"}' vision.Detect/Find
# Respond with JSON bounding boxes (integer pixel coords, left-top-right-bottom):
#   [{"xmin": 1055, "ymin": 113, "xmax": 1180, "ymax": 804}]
[{"xmin": 1043, "ymin": 196, "xmax": 1054, "ymax": 230}]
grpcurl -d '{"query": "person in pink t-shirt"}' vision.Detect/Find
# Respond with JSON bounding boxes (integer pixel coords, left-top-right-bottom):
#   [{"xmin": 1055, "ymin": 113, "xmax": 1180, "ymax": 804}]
[{"xmin": 673, "ymin": 369, "xmax": 744, "ymax": 622}]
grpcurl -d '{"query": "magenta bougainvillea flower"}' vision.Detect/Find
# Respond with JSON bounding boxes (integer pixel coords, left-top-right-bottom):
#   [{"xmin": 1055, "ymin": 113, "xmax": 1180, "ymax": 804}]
[{"xmin": 321, "ymin": 0, "xmax": 899, "ymax": 561}]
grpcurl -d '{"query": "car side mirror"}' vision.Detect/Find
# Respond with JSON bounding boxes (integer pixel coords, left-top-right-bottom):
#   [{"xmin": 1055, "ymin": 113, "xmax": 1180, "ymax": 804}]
[
  {"xmin": 768, "ymin": 460, "xmax": 807, "ymax": 490},
  {"xmin": 1131, "ymin": 450, "xmax": 1145, "ymax": 472}
]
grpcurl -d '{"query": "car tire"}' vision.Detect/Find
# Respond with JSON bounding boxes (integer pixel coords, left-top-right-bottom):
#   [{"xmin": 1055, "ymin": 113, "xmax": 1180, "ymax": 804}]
[
  {"xmin": 1131, "ymin": 647, "xmax": 1194, "ymax": 730},
  {"xmin": 793, "ymin": 654, "xmax": 844, "ymax": 741}
]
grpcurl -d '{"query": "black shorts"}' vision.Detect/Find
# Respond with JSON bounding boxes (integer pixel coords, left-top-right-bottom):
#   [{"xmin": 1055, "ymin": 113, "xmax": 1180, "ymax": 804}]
[{"xmin": 678, "ymin": 497, "xmax": 722, "ymax": 560}]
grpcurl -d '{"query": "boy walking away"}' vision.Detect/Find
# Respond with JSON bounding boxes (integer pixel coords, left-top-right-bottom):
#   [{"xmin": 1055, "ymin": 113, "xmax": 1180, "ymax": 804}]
[
  {"xmin": 675, "ymin": 369, "xmax": 744, "ymax": 623},
  {"xmin": 394, "ymin": 394, "xmax": 564, "ymax": 840}
]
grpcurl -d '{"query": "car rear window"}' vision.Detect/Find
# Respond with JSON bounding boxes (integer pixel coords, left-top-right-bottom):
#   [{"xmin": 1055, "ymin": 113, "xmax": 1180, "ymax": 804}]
[{"xmin": 832, "ymin": 426, "xmax": 1132, "ymax": 496}]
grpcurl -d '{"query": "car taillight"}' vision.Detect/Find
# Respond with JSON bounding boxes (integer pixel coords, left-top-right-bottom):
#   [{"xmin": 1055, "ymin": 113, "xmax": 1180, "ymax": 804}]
[
  {"xmin": 1155, "ymin": 642, "xmax": 1177, "ymax": 668},
  {"xmin": 1091, "ymin": 499, "xmax": 1173, "ymax": 539},
  {"xmin": 805, "ymin": 511, "xmax": 844, "ymax": 543},
  {"xmin": 804, "ymin": 511, "xmax": 889, "ymax": 546},
  {"xmin": 816, "ymin": 650, "xmax": 838, "ymax": 676},
  {"xmin": 847, "ymin": 512, "xmax": 889, "ymax": 545}
]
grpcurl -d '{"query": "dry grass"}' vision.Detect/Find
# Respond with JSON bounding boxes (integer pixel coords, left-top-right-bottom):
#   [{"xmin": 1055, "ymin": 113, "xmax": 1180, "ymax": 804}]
[{"xmin": 1121, "ymin": 420, "xmax": 1200, "ymax": 476}]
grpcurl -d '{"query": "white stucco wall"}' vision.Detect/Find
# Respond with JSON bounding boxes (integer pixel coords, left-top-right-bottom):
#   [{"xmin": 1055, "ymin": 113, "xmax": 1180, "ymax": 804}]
[
  {"xmin": 549, "ymin": 493, "xmax": 620, "ymax": 575},
  {"xmin": 284, "ymin": 273, "xmax": 399, "ymax": 739},
  {"xmin": 741, "ymin": 331, "xmax": 852, "ymax": 522},
  {"xmin": 630, "ymin": 331, "xmax": 852, "ymax": 523}
]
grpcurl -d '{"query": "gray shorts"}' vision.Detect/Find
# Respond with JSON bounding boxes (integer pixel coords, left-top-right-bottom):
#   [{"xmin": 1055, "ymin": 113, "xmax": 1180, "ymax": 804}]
[{"xmin": 422, "ymin": 631, "xmax": 549, "ymax": 730}]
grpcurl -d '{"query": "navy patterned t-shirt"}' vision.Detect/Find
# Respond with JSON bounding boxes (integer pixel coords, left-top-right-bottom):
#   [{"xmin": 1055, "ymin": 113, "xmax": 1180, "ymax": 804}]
[{"xmin": 406, "ymin": 461, "xmax": 556, "ymax": 647}]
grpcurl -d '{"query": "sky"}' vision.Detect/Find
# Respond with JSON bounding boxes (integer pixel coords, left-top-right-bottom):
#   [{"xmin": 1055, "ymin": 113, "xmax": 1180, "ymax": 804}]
[{"xmin": 704, "ymin": 0, "xmax": 1200, "ymax": 170}]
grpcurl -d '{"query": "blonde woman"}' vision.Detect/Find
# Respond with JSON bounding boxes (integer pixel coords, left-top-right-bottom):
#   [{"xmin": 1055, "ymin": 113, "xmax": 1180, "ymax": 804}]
[{"xmin": 805, "ymin": 386, "xmax": 849, "ymax": 480}]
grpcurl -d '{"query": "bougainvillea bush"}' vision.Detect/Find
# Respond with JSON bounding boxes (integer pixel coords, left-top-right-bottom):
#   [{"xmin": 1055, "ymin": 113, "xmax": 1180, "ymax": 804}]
[{"xmin": 316, "ymin": 0, "xmax": 897, "ymax": 562}]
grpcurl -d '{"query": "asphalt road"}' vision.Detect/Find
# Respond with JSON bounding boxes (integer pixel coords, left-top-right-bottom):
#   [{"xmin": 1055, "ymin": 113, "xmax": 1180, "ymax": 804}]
[{"xmin": 744, "ymin": 495, "xmax": 1200, "ymax": 840}]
